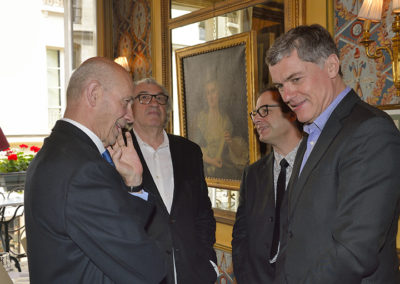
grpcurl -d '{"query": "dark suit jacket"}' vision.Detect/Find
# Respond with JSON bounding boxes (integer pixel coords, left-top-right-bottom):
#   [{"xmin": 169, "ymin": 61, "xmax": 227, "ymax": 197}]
[
  {"xmin": 232, "ymin": 139, "xmax": 306, "ymax": 284},
  {"xmin": 130, "ymin": 130, "xmax": 217, "ymax": 284},
  {"xmin": 24, "ymin": 121, "xmax": 165, "ymax": 284},
  {"xmin": 276, "ymin": 90, "xmax": 400, "ymax": 283}
]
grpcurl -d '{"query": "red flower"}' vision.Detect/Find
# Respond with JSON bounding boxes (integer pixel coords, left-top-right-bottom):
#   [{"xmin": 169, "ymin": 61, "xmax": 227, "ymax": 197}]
[
  {"xmin": 19, "ymin": 144, "xmax": 28, "ymax": 149},
  {"xmin": 7, "ymin": 154, "xmax": 18, "ymax": 161},
  {"xmin": 4, "ymin": 148, "xmax": 10, "ymax": 151},
  {"xmin": 30, "ymin": 146, "xmax": 40, "ymax": 153}
]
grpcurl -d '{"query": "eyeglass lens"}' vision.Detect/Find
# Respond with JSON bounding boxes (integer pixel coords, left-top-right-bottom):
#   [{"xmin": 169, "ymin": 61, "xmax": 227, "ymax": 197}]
[
  {"xmin": 250, "ymin": 104, "xmax": 280, "ymax": 119},
  {"xmin": 137, "ymin": 93, "xmax": 168, "ymax": 105},
  {"xmin": 250, "ymin": 106, "xmax": 268, "ymax": 119}
]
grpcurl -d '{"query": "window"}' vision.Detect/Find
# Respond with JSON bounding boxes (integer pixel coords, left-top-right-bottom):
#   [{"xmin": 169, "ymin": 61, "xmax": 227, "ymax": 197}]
[
  {"xmin": 46, "ymin": 49, "xmax": 63, "ymax": 130},
  {"xmin": 71, "ymin": 0, "xmax": 97, "ymax": 70},
  {"xmin": 0, "ymin": 0, "xmax": 97, "ymax": 144}
]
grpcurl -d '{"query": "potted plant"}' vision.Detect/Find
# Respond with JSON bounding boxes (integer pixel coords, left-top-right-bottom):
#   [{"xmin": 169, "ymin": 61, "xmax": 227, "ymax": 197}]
[{"xmin": 0, "ymin": 144, "xmax": 40, "ymax": 191}]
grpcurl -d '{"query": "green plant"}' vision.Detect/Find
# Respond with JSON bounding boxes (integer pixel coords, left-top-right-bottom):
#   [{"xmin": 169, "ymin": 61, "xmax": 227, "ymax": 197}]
[{"xmin": 0, "ymin": 144, "xmax": 40, "ymax": 173}]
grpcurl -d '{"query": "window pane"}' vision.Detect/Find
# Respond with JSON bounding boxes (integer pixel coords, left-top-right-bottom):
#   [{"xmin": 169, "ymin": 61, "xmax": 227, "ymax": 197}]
[
  {"xmin": 72, "ymin": 0, "xmax": 97, "ymax": 69},
  {"xmin": 46, "ymin": 49, "xmax": 60, "ymax": 68},
  {"xmin": 47, "ymin": 69, "xmax": 61, "ymax": 88},
  {"xmin": 48, "ymin": 88, "xmax": 61, "ymax": 106},
  {"xmin": 171, "ymin": 0, "xmax": 227, "ymax": 19},
  {"xmin": 46, "ymin": 48, "xmax": 62, "ymax": 129},
  {"xmin": 48, "ymin": 108, "xmax": 62, "ymax": 130}
]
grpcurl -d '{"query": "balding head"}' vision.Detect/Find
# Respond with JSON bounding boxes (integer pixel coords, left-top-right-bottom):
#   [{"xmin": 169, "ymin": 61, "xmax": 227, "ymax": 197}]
[
  {"xmin": 64, "ymin": 57, "xmax": 134, "ymax": 147},
  {"xmin": 66, "ymin": 57, "xmax": 129, "ymax": 104}
]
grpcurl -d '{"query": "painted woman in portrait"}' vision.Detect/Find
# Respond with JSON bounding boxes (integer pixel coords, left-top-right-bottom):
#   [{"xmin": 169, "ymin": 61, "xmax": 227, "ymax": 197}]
[{"xmin": 193, "ymin": 80, "xmax": 248, "ymax": 180}]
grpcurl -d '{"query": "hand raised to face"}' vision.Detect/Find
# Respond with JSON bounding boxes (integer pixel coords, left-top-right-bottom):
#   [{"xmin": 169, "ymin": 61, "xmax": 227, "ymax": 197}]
[{"xmin": 107, "ymin": 129, "xmax": 143, "ymax": 187}]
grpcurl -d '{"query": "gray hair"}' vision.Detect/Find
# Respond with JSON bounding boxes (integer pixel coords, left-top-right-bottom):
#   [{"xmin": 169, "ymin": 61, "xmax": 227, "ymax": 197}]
[
  {"xmin": 265, "ymin": 24, "xmax": 342, "ymax": 75},
  {"xmin": 133, "ymin": 77, "xmax": 172, "ymax": 114}
]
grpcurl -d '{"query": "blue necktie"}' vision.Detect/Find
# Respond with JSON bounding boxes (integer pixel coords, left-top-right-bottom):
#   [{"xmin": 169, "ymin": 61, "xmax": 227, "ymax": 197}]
[{"xmin": 102, "ymin": 150, "xmax": 115, "ymax": 167}]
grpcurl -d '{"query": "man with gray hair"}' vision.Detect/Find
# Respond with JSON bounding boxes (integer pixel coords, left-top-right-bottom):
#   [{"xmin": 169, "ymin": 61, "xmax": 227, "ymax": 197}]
[
  {"xmin": 127, "ymin": 78, "xmax": 218, "ymax": 284},
  {"xmin": 266, "ymin": 24, "xmax": 400, "ymax": 283}
]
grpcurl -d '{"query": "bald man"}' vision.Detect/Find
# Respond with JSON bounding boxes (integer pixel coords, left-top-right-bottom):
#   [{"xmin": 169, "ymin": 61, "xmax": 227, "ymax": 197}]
[{"xmin": 24, "ymin": 57, "xmax": 165, "ymax": 284}]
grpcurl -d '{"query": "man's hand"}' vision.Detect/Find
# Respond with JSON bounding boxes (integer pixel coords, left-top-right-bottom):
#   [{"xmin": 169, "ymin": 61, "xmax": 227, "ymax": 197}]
[{"xmin": 108, "ymin": 130, "xmax": 143, "ymax": 187}]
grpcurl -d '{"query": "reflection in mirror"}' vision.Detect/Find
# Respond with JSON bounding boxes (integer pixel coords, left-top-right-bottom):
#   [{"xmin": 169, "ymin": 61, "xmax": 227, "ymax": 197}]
[
  {"xmin": 170, "ymin": 1, "xmax": 285, "ymax": 211},
  {"xmin": 171, "ymin": 0, "xmax": 227, "ymax": 18},
  {"xmin": 209, "ymin": 187, "xmax": 239, "ymax": 212},
  {"xmin": 172, "ymin": 1, "xmax": 284, "ymax": 135}
]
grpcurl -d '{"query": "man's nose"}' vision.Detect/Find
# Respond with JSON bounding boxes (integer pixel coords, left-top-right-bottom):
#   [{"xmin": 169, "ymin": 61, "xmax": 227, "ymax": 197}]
[
  {"xmin": 149, "ymin": 96, "xmax": 160, "ymax": 106},
  {"xmin": 252, "ymin": 114, "xmax": 263, "ymax": 124},
  {"xmin": 280, "ymin": 85, "xmax": 294, "ymax": 103},
  {"xmin": 124, "ymin": 104, "xmax": 134, "ymax": 123}
]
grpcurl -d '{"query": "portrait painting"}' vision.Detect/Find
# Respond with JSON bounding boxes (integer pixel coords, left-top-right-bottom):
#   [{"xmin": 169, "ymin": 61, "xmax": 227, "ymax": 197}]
[{"xmin": 175, "ymin": 32, "xmax": 258, "ymax": 189}]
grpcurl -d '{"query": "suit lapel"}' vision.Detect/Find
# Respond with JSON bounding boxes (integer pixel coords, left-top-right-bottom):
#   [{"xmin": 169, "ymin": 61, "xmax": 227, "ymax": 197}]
[
  {"xmin": 289, "ymin": 91, "xmax": 359, "ymax": 217},
  {"xmin": 167, "ymin": 134, "xmax": 180, "ymax": 214},
  {"xmin": 257, "ymin": 154, "xmax": 275, "ymax": 213},
  {"xmin": 54, "ymin": 120, "xmax": 98, "ymax": 152},
  {"xmin": 287, "ymin": 136, "xmax": 307, "ymax": 213}
]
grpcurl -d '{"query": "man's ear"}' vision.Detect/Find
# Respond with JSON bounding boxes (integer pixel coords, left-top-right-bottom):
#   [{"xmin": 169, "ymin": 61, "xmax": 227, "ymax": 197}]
[
  {"xmin": 325, "ymin": 54, "xmax": 340, "ymax": 78},
  {"xmin": 85, "ymin": 80, "xmax": 101, "ymax": 107}
]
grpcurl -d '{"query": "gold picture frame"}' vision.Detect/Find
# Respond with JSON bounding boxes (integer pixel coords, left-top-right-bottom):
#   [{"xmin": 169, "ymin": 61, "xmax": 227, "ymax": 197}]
[{"xmin": 175, "ymin": 31, "xmax": 258, "ymax": 190}]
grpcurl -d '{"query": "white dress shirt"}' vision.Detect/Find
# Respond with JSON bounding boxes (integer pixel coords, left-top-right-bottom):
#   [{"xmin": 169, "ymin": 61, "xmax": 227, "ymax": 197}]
[
  {"xmin": 133, "ymin": 129, "xmax": 174, "ymax": 212},
  {"xmin": 269, "ymin": 140, "xmax": 302, "ymax": 263}
]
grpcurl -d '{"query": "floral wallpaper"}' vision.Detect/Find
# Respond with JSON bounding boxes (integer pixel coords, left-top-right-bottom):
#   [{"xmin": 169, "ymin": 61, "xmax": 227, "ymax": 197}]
[{"xmin": 335, "ymin": 0, "xmax": 400, "ymax": 105}]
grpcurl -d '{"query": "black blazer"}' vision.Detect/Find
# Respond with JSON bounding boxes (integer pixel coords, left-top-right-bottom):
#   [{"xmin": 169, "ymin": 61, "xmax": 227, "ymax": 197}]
[
  {"xmin": 276, "ymin": 90, "xmax": 400, "ymax": 283},
  {"xmin": 24, "ymin": 121, "xmax": 165, "ymax": 284},
  {"xmin": 130, "ymin": 130, "xmax": 217, "ymax": 284},
  {"xmin": 232, "ymin": 139, "xmax": 306, "ymax": 284}
]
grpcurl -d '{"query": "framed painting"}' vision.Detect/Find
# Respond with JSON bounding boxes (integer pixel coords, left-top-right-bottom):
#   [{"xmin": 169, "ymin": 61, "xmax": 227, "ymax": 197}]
[
  {"xmin": 175, "ymin": 31, "xmax": 258, "ymax": 190},
  {"xmin": 378, "ymin": 104, "xmax": 400, "ymax": 130}
]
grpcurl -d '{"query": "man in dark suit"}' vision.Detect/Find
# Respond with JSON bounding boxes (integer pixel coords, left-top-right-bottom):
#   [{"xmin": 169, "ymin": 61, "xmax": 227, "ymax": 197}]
[
  {"xmin": 24, "ymin": 57, "xmax": 165, "ymax": 284},
  {"xmin": 128, "ymin": 78, "xmax": 217, "ymax": 284},
  {"xmin": 232, "ymin": 88, "xmax": 303, "ymax": 283},
  {"xmin": 266, "ymin": 24, "xmax": 400, "ymax": 283}
]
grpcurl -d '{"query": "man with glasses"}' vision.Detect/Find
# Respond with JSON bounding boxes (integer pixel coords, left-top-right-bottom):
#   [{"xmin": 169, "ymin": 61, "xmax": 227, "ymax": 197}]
[
  {"xmin": 232, "ymin": 87, "xmax": 304, "ymax": 283},
  {"xmin": 127, "ymin": 78, "xmax": 218, "ymax": 284}
]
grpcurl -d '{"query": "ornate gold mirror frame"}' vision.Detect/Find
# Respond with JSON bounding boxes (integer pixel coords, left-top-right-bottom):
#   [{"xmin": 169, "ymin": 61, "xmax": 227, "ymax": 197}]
[{"xmin": 152, "ymin": 0, "xmax": 306, "ymax": 96}]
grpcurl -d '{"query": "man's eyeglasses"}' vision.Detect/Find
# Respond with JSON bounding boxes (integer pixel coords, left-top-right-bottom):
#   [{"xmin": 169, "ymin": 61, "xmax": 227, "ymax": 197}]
[
  {"xmin": 134, "ymin": 93, "xmax": 169, "ymax": 105},
  {"xmin": 249, "ymin": 104, "xmax": 280, "ymax": 120}
]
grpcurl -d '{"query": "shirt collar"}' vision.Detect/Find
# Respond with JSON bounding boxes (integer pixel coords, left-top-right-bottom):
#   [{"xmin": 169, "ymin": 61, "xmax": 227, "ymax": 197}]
[
  {"xmin": 273, "ymin": 138, "xmax": 302, "ymax": 168},
  {"xmin": 62, "ymin": 118, "xmax": 105, "ymax": 153},
  {"xmin": 133, "ymin": 128, "xmax": 169, "ymax": 150},
  {"xmin": 304, "ymin": 86, "xmax": 351, "ymax": 135}
]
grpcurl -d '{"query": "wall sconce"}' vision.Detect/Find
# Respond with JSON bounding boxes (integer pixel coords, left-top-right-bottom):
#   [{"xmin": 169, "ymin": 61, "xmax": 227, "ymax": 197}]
[
  {"xmin": 114, "ymin": 56, "xmax": 131, "ymax": 73},
  {"xmin": 358, "ymin": 0, "xmax": 400, "ymax": 96}
]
